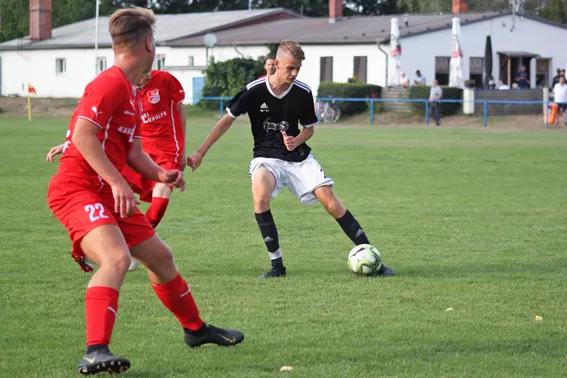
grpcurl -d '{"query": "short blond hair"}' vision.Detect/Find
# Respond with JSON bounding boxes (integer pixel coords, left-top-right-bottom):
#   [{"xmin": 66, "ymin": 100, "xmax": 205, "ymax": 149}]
[
  {"xmin": 109, "ymin": 7, "xmax": 156, "ymax": 47},
  {"xmin": 277, "ymin": 40, "xmax": 305, "ymax": 61}
]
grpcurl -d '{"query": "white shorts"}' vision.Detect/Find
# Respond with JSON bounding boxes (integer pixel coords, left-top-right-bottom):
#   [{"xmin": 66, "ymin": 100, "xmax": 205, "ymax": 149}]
[{"xmin": 249, "ymin": 154, "xmax": 334, "ymax": 205}]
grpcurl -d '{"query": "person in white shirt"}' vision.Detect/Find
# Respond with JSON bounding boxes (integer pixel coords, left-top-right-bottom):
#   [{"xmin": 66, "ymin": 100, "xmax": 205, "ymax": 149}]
[
  {"xmin": 414, "ymin": 70, "xmax": 426, "ymax": 86},
  {"xmin": 429, "ymin": 79, "xmax": 443, "ymax": 126},
  {"xmin": 553, "ymin": 77, "xmax": 567, "ymax": 124},
  {"xmin": 399, "ymin": 72, "xmax": 410, "ymax": 87}
]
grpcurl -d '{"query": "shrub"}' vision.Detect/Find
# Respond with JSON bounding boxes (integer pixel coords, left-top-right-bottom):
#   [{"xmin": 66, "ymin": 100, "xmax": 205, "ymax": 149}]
[
  {"xmin": 407, "ymin": 86, "xmax": 463, "ymax": 116},
  {"xmin": 199, "ymin": 57, "xmax": 264, "ymax": 110},
  {"xmin": 317, "ymin": 82, "xmax": 382, "ymax": 116}
]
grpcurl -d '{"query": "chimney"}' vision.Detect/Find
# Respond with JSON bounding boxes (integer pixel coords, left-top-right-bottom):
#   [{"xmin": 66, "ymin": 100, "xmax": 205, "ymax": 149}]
[
  {"xmin": 29, "ymin": 0, "xmax": 52, "ymax": 41},
  {"xmin": 452, "ymin": 0, "xmax": 469, "ymax": 14},
  {"xmin": 329, "ymin": 0, "xmax": 343, "ymax": 23}
]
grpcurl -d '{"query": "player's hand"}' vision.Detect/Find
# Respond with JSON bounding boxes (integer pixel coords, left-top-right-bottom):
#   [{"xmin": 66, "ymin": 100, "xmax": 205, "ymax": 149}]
[
  {"xmin": 159, "ymin": 169, "xmax": 185, "ymax": 192},
  {"xmin": 111, "ymin": 180, "xmax": 139, "ymax": 218},
  {"xmin": 282, "ymin": 131, "xmax": 298, "ymax": 151},
  {"xmin": 46, "ymin": 144, "xmax": 64, "ymax": 162},
  {"xmin": 187, "ymin": 152, "xmax": 203, "ymax": 172}
]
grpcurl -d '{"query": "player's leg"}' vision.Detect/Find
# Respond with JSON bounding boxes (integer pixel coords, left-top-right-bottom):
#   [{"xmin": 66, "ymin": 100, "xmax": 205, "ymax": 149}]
[
  {"xmin": 252, "ymin": 165, "xmax": 285, "ymax": 278},
  {"xmin": 129, "ymin": 183, "xmax": 172, "ymax": 271},
  {"xmin": 314, "ymin": 186, "xmax": 394, "ymax": 277},
  {"xmin": 77, "ymin": 225, "xmax": 132, "ymax": 375},
  {"xmin": 146, "ymin": 183, "xmax": 172, "ymax": 228},
  {"xmin": 129, "ymin": 235, "xmax": 244, "ymax": 347}
]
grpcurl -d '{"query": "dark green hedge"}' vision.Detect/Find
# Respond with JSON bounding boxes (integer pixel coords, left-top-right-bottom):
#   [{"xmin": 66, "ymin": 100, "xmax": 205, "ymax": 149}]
[
  {"xmin": 407, "ymin": 86, "xmax": 463, "ymax": 116},
  {"xmin": 317, "ymin": 82, "xmax": 382, "ymax": 115},
  {"xmin": 199, "ymin": 57, "xmax": 264, "ymax": 110}
]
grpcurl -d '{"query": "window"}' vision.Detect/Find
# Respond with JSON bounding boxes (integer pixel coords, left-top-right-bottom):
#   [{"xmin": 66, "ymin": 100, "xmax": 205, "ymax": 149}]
[
  {"xmin": 469, "ymin": 57, "xmax": 484, "ymax": 88},
  {"xmin": 96, "ymin": 57, "xmax": 107, "ymax": 74},
  {"xmin": 434, "ymin": 56, "xmax": 450, "ymax": 85},
  {"xmin": 188, "ymin": 56, "xmax": 194, "ymax": 66},
  {"xmin": 320, "ymin": 56, "xmax": 333, "ymax": 83},
  {"xmin": 536, "ymin": 58, "xmax": 550, "ymax": 88},
  {"xmin": 353, "ymin": 56, "xmax": 368, "ymax": 83},
  {"xmin": 155, "ymin": 54, "xmax": 166, "ymax": 70},
  {"xmin": 56, "ymin": 58, "xmax": 66, "ymax": 75}
]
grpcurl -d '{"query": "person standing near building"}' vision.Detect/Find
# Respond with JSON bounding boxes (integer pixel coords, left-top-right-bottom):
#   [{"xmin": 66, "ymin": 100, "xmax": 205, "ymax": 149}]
[
  {"xmin": 553, "ymin": 76, "xmax": 567, "ymax": 125},
  {"xmin": 258, "ymin": 56, "xmax": 276, "ymax": 79},
  {"xmin": 429, "ymin": 79, "xmax": 443, "ymax": 126},
  {"xmin": 515, "ymin": 65, "xmax": 530, "ymax": 89}
]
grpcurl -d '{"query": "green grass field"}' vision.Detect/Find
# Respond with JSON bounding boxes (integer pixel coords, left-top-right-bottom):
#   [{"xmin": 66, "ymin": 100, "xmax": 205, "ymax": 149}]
[{"xmin": 1, "ymin": 116, "xmax": 567, "ymax": 377}]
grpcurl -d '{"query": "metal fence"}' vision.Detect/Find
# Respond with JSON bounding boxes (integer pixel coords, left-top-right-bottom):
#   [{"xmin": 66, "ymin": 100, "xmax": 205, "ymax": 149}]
[{"xmin": 200, "ymin": 96, "xmax": 554, "ymax": 128}]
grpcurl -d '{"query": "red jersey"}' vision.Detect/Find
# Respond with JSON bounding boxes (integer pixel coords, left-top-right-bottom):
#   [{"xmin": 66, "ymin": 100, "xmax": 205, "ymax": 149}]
[
  {"xmin": 57, "ymin": 66, "xmax": 141, "ymax": 190},
  {"xmin": 138, "ymin": 70, "xmax": 185, "ymax": 161}
]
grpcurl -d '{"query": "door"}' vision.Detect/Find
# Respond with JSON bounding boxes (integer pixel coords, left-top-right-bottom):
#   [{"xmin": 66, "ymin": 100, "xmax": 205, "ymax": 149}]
[{"xmin": 192, "ymin": 76, "xmax": 205, "ymax": 104}]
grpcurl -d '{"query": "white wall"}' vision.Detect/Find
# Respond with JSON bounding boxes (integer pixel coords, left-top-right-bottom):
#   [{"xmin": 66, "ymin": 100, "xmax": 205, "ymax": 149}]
[
  {"xmin": 300, "ymin": 44, "xmax": 387, "ymax": 94},
  {"xmin": 0, "ymin": 48, "xmax": 114, "ymax": 97},
  {"xmin": 398, "ymin": 15, "xmax": 567, "ymax": 87}
]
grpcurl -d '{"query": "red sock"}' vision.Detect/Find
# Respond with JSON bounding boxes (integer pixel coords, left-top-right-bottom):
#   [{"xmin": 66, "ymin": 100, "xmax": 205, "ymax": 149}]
[
  {"xmin": 85, "ymin": 287, "xmax": 119, "ymax": 346},
  {"xmin": 146, "ymin": 197, "xmax": 170, "ymax": 229},
  {"xmin": 152, "ymin": 273, "xmax": 204, "ymax": 331}
]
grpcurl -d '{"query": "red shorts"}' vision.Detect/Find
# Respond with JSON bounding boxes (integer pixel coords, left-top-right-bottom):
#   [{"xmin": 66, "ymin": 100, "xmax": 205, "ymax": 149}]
[
  {"xmin": 122, "ymin": 157, "xmax": 180, "ymax": 203},
  {"xmin": 47, "ymin": 175, "xmax": 155, "ymax": 262}
]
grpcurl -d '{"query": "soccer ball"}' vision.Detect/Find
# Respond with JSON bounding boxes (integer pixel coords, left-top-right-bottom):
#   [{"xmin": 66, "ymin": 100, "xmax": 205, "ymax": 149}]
[{"xmin": 348, "ymin": 244, "xmax": 382, "ymax": 275}]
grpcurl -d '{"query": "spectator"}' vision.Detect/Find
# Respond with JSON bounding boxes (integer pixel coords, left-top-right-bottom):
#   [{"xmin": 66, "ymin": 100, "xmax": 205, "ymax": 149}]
[
  {"xmin": 414, "ymin": 70, "xmax": 426, "ymax": 86},
  {"xmin": 498, "ymin": 81, "xmax": 510, "ymax": 90},
  {"xmin": 515, "ymin": 65, "xmax": 530, "ymax": 89},
  {"xmin": 488, "ymin": 80, "xmax": 496, "ymax": 90},
  {"xmin": 553, "ymin": 76, "xmax": 567, "ymax": 125},
  {"xmin": 258, "ymin": 56, "xmax": 275, "ymax": 79},
  {"xmin": 399, "ymin": 72, "xmax": 410, "ymax": 87},
  {"xmin": 429, "ymin": 79, "xmax": 443, "ymax": 126}
]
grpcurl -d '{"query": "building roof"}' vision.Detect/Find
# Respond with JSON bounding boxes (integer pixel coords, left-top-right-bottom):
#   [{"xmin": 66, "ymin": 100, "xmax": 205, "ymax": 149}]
[
  {"xmin": 168, "ymin": 11, "xmax": 567, "ymax": 47},
  {"xmin": 168, "ymin": 12, "xmax": 503, "ymax": 47},
  {"xmin": 0, "ymin": 8, "xmax": 299, "ymax": 50}
]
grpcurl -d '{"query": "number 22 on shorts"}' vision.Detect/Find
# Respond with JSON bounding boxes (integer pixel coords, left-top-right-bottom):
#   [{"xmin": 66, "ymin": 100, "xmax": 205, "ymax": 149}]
[{"xmin": 84, "ymin": 203, "xmax": 109, "ymax": 222}]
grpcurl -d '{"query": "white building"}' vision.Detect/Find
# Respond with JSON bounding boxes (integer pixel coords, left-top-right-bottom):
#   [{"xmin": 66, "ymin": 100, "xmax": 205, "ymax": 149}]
[
  {"xmin": 0, "ymin": 3, "xmax": 299, "ymax": 101},
  {"xmin": 2, "ymin": 0, "xmax": 567, "ymax": 102}
]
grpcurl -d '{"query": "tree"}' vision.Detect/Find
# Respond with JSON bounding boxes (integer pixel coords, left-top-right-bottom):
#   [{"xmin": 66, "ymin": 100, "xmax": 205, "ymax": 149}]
[
  {"xmin": 410, "ymin": 0, "xmax": 421, "ymax": 13},
  {"xmin": 539, "ymin": 0, "xmax": 567, "ymax": 23}
]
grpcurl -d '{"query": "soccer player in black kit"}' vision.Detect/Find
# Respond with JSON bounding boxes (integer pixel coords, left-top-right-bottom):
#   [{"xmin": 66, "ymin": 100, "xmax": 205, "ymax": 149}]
[{"xmin": 188, "ymin": 40, "xmax": 394, "ymax": 278}]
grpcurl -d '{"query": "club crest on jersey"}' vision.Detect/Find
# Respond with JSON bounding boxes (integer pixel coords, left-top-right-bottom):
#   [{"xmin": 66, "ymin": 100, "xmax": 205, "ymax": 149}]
[
  {"xmin": 263, "ymin": 118, "xmax": 289, "ymax": 133},
  {"xmin": 147, "ymin": 89, "xmax": 160, "ymax": 104},
  {"xmin": 260, "ymin": 103, "xmax": 270, "ymax": 113}
]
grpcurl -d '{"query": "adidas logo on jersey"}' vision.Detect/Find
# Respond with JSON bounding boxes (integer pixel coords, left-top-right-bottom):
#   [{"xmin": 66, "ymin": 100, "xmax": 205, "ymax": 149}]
[{"xmin": 260, "ymin": 103, "xmax": 270, "ymax": 112}]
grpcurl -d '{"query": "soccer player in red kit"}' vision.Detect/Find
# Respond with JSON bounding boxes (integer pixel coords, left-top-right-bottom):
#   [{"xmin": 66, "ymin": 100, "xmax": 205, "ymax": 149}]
[
  {"xmin": 48, "ymin": 70, "xmax": 187, "ymax": 271},
  {"xmin": 47, "ymin": 8, "xmax": 243, "ymax": 375}
]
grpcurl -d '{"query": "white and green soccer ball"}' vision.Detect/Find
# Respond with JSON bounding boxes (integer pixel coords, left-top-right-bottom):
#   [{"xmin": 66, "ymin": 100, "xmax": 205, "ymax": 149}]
[{"xmin": 347, "ymin": 244, "xmax": 382, "ymax": 275}]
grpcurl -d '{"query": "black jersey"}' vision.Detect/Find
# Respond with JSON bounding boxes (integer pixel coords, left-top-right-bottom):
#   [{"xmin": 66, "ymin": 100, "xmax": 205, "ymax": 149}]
[{"xmin": 227, "ymin": 77, "xmax": 319, "ymax": 162}]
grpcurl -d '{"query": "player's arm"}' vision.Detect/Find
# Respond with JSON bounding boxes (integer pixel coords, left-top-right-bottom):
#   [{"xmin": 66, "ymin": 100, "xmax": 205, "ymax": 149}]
[
  {"xmin": 72, "ymin": 119, "xmax": 138, "ymax": 218},
  {"xmin": 283, "ymin": 90, "xmax": 318, "ymax": 152},
  {"xmin": 46, "ymin": 143, "xmax": 65, "ymax": 162},
  {"xmin": 188, "ymin": 87, "xmax": 249, "ymax": 171},
  {"xmin": 127, "ymin": 139, "xmax": 185, "ymax": 191},
  {"xmin": 282, "ymin": 126, "xmax": 314, "ymax": 152},
  {"xmin": 177, "ymin": 102, "xmax": 187, "ymax": 171},
  {"xmin": 188, "ymin": 114, "xmax": 236, "ymax": 171}
]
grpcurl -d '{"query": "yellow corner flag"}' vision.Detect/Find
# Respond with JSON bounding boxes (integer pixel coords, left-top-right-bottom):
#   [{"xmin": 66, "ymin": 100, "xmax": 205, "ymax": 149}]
[{"xmin": 27, "ymin": 83, "xmax": 37, "ymax": 121}]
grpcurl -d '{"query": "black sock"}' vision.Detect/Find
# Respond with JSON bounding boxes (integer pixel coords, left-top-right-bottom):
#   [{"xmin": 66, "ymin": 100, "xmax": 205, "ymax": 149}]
[
  {"xmin": 255, "ymin": 210, "xmax": 283, "ymax": 268},
  {"xmin": 336, "ymin": 210, "xmax": 370, "ymax": 245},
  {"xmin": 86, "ymin": 344, "xmax": 109, "ymax": 354}
]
